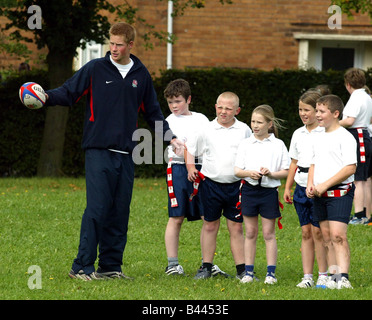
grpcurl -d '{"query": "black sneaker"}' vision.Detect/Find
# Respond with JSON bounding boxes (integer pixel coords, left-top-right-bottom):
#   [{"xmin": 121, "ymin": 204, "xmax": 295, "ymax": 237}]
[
  {"xmin": 236, "ymin": 270, "xmax": 246, "ymax": 280},
  {"xmin": 68, "ymin": 269, "xmax": 101, "ymax": 281},
  {"xmin": 165, "ymin": 264, "xmax": 185, "ymax": 276},
  {"xmin": 96, "ymin": 267, "xmax": 134, "ymax": 280},
  {"xmin": 194, "ymin": 267, "xmax": 212, "ymax": 279},
  {"xmin": 211, "ymin": 264, "xmax": 232, "ymax": 278}
]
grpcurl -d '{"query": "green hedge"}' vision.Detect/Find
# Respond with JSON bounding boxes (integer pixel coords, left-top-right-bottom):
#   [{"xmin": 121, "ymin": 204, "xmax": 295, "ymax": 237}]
[{"xmin": 1, "ymin": 67, "xmax": 371, "ymax": 177}]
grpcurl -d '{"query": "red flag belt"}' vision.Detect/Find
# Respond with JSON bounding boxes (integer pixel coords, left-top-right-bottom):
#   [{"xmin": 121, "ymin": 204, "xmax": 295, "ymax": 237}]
[
  {"xmin": 321, "ymin": 183, "xmax": 352, "ymax": 198},
  {"xmin": 189, "ymin": 171, "xmax": 205, "ymax": 201},
  {"xmin": 167, "ymin": 159, "xmax": 205, "ymax": 207},
  {"xmin": 167, "ymin": 159, "xmax": 178, "ymax": 207},
  {"xmin": 357, "ymin": 128, "xmax": 366, "ymax": 163}
]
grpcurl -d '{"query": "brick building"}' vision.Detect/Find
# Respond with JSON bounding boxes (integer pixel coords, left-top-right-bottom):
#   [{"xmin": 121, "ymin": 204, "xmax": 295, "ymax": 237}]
[
  {"xmin": 1, "ymin": 0, "xmax": 372, "ymax": 75},
  {"xmin": 133, "ymin": 0, "xmax": 372, "ymax": 73}
]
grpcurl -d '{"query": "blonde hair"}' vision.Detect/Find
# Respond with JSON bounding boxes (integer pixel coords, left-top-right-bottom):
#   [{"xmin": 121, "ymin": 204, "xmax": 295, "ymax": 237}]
[
  {"xmin": 252, "ymin": 104, "xmax": 285, "ymax": 137},
  {"xmin": 216, "ymin": 91, "xmax": 239, "ymax": 108},
  {"xmin": 299, "ymin": 90, "xmax": 322, "ymax": 109},
  {"xmin": 109, "ymin": 22, "xmax": 136, "ymax": 43},
  {"xmin": 314, "ymin": 84, "xmax": 331, "ymax": 96}
]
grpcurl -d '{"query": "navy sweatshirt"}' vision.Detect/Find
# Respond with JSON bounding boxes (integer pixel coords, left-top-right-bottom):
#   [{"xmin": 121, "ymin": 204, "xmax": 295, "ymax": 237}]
[{"xmin": 46, "ymin": 52, "xmax": 173, "ymax": 152}]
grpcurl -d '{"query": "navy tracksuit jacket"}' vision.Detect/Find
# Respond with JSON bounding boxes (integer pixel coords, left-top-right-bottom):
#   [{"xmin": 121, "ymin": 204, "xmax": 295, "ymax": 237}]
[
  {"xmin": 47, "ymin": 51, "xmax": 173, "ymax": 151},
  {"xmin": 46, "ymin": 52, "xmax": 173, "ymax": 273}
]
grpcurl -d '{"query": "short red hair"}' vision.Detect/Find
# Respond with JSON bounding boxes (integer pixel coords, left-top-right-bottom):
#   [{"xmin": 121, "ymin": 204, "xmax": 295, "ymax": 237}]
[{"xmin": 109, "ymin": 22, "xmax": 136, "ymax": 43}]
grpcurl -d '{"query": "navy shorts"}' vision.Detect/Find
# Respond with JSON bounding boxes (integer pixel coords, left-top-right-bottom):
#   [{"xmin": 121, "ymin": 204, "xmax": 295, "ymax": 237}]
[
  {"xmin": 199, "ymin": 177, "xmax": 242, "ymax": 223},
  {"xmin": 313, "ymin": 184, "xmax": 355, "ymax": 224},
  {"xmin": 240, "ymin": 183, "xmax": 281, "ymax": 220},
  {"xmin": 348, "ymin": 128, "xmax": 372, "ymax": 181},
  {"xmin": 167, "ymin": 164, "xmax": 203, "ymax": 221},
  {"xmin": 293, "ymin": 184, "xmax": 319, "ymax": 228}
]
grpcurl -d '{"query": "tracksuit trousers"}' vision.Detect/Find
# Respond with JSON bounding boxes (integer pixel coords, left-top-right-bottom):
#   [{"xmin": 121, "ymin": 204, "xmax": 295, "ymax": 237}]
[{"xmin": 72, "ymin": 149, "xmax": 135, "ymax": 274}]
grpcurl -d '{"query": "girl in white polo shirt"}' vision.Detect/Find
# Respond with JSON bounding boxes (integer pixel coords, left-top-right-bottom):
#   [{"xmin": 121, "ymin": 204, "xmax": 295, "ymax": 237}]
[
  {"xmin": 234, "ymin": 105, "xmax": 290, "ymax": 284},
  {"xmin": 283, "ymin": 90, "xmax": 328, "ymax": 288}
]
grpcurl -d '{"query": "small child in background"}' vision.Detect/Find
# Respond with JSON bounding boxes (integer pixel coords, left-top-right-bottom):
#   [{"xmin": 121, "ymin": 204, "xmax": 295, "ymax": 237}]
[{"xmin": 340, "ymin": 68, "xmax": 372, "ymax": 225}]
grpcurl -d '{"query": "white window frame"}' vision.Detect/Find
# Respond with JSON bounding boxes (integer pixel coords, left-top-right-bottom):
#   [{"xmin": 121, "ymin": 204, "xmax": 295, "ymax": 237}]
[
  {"xmin": 294, "ymin": 33, "xmax": 372, "ymax": 71},
  {"xmin": 75, "ymin": 41, "xmax": 103, "ymax": 69},
  {"xmin": 315, "ymin": 40, "xmax": 363, "ymax": 70}
]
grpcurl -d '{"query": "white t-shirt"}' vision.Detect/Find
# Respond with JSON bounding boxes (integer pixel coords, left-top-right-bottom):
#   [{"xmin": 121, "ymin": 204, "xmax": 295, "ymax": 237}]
[
  {"xmin": 110, "ymin": 56, "xmax": 134, "ymax": 79},
  {"xmin": 235, "ymin": 134, "xmax": 290, "ymax": 188},
  {"xmin": 343, "ymin": 88, "xmax": 372, "ymax": 128},
  {"xmin": 187, "ymin": 118, "xmax": 252, "ymax": 183},
  {"xmin": 310, "ymin": 126, "xmax": 357, "ymax": 186},
  {"xmin": 289, "ymin": 125, "xmax": 324, "ymax": 187},
  {"xmin": 166, "ymin": 111, "xmax": 209, "ymax": 163},
  {"xmin": 108, "ymin": 56, "xmax": 134, "ymax": 154}
]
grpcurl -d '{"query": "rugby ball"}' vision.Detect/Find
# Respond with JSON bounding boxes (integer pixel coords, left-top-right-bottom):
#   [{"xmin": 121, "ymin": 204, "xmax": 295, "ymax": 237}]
[{"xmin": 19, "ymin": 82, "xmax": 46, "ymax": 109}]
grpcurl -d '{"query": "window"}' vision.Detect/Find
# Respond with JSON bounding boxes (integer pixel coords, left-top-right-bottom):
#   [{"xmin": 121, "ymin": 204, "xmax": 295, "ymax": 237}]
[
  {"xmin": 322, "ymin": 47, "xmax": 354, "ymax": 71},
  {"xmin": 294, "ymin": 33, "xmax": 372, "ymax": 71},
  {"xmin": 315, "ymin": 40, "xmax": 362, "ymax": 71},
  {"xmin": 75, "ymin": 41, "xmax": 103, "ymax": 69}
]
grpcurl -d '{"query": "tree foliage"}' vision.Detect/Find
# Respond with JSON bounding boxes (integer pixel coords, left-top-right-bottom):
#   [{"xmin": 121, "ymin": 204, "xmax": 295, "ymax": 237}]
[
  {"xmin": 331, "ymin": 0, "xmax": 372, "ymax": 21},
  {"xmin": 1, "ymin": 0, "xmax": 115, "ymax": 54},
  {"xmin": 0, "ymin": 0, "xmax": 233, "ymax": 176}
]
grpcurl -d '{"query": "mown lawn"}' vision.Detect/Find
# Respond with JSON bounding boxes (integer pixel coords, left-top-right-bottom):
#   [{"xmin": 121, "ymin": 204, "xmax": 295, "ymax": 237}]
[{"xmin": 0, "ymin": 177, "xmax": 371, "ymax": 304}]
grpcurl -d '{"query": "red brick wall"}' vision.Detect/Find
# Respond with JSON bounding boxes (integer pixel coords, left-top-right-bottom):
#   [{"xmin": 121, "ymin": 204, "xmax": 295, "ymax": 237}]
[
  {"xmin": 1, "ymin": 0, "xmax": 371, "ymax": 75},
  {"xmin": 135, "ymin": 0, "xmax": 372, "ymax": 74},
  {"xmin": 0, "ymin": 15, "xmax": 46, "ymax": 71}
]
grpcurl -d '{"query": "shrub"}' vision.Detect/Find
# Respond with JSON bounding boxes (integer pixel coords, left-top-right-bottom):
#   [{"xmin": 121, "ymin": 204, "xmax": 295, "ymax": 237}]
[{"xmin": 1, "ymin": 67, "xmax": 370, "ymax": 177}]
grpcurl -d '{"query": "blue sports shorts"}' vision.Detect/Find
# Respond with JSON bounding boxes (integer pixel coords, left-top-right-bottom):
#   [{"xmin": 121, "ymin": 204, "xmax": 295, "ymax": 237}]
[
  {"xmin": 348, "ymin": 128, "xmax": 372, "ymax": 181},
  {"xmin": 293, "ymin": 184, "xmax": 319, "ymax": 228},
  {"xmin": 313, "ymin": 184, "xmax": 355, "ymax": 224},
  {"xmin": 199, "ymin": 177, "xmax": 242, "ymax": 223},
  {"xmin": 240, "ymin": 182, "xmax": 281, "ymax": 220},
  {"xmin": 167, "ymin": 164, "xmax": 203, "ymax": 221}
]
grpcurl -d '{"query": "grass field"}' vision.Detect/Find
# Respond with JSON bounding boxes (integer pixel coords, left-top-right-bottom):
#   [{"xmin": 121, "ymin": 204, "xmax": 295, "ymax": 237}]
[{"xmin": 0, "ymin": 177, "xmax": 371, "ymax": 303}]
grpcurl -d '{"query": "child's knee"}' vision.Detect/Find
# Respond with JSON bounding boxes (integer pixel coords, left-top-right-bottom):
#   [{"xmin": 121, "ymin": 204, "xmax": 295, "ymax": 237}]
[
  {"xmin": 331, "ymin": 233, "xmax": 347, "ymax": 246},
  {"xmin": 203, "ymin": 220, "xmax": 220, "ymax": 233},
  {"xmin": 263, "ymin": 230, "xmax": 276, "ymax": 242},
  {"xmin": 301, "ymin": 227, "xmax": 313, "ymax": 241}
]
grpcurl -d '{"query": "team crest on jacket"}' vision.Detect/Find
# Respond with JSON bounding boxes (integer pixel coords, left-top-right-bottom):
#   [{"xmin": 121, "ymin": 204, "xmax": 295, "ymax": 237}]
[{"xmin": 132, "ymin": 79, "xmax": 138, "ymax": 88}]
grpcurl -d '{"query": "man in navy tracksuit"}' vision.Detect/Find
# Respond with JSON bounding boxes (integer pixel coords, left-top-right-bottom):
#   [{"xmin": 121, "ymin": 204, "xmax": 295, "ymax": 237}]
[{"xmin": 45, "ymin": 22, "xmax": 181, "ymax": 280}]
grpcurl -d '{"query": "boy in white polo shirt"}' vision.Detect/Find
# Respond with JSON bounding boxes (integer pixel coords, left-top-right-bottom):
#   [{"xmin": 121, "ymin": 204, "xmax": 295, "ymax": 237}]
[
  {"xmin": 306, "ymin": 95, "xmax": 357, "ymax": 289},
  {"xmin": 163, "ymin": 79, "xmax": 209, "ymax": 275},
  {"xmin": 186, "ymin": 91, "xmax": 252, "ymax": 279}
]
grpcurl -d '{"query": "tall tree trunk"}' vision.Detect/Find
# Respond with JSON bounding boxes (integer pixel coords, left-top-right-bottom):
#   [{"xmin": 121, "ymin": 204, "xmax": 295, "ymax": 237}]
[{"xmin": 37, "ymin": 49, "xmax": 74, "ymax": 177}]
